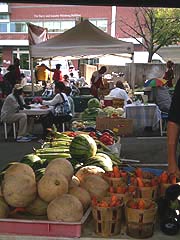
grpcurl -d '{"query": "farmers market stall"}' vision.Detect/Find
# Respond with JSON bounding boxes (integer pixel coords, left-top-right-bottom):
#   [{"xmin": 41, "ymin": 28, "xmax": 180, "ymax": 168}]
[
  {"xmin": 30, "ymin": 20, "xmax": 134, "ymax": 59},
  {"xmin": 0, "ymin": 127, "xmax": 179, "ymax": 239}
]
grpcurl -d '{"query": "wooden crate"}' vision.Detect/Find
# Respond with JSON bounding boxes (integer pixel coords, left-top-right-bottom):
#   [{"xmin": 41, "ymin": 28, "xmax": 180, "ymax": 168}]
[
  {"xmin": 103, "ymin": 175, "xmax": 128, "ymax": 187},
  {"xmin": 96, "ymin": 117, "xmax": 133, "ymax": 136},
  {"xmin": 112, "ymin": 98, "xmax": 124, "ymax": 108},
  {"xmin": 136, "ymin": 185, "xmax": 158, "ymax": 201},
  {"xmin": 92, "ymin": 197, "xmax": 123, "ymax": 237},
  {"xmin": 125, "ymin": 199, "xmax": 157, "ymax": 238}
]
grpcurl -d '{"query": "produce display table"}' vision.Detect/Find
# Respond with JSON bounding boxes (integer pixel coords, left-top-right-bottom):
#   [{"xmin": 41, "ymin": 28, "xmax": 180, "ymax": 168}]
[{"xmin": 0, "ymin": 218, "xmax": 179, "ymax": 240}]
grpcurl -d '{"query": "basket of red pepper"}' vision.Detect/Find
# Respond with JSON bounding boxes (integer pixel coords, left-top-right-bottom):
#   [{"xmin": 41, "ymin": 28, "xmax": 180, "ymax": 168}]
[{"xmin": 89, "ymin": 129, "xmax": 115, "ymax": 146}]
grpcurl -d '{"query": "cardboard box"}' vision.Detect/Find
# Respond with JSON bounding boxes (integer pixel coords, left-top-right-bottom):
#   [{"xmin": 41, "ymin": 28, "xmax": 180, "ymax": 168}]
[{"xmin": 96, "ymin": 117, "xmax": 133, "ymax": 136}]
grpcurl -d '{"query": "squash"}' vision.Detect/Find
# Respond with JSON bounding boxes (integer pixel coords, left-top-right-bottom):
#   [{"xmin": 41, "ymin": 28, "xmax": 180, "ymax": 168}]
[
  {"xmin": 69, "ymin": 186, "xmax": 91, "ymax": 210},
  {"xmin": 47, "ymin": 194, "xmax": 83, "ymax": 222},
  {"xmin": 26, "ymin": 196, "xmax": 48, "ymax": 216},
  {"xmin": 69, "ymin": 176, "xmax": 80, "ymax": 188},
  {"xmin": 80, "ymin": 175, "xmax": 109, "ymax": 198},
  {"xmin": 4, "ymin": 163, "xmax": 35, "ymax": 180},
  {"xmin": 0, "ymin": 197, "xmax": 9, "ymax": 218},
  {"xmin": 3, "ymin": 175, "xmax": 37, "ymax": 207},
  {"xmin": 75, "ymin": 166, "xmax": 105, "ymax": 182},
  {"xmin": 45, "ymin": 158, "xmax": 74, "ymax": 182},
  {"xmin": 38, "ymin": 172, "xmax": 68, "ymax": 203}
]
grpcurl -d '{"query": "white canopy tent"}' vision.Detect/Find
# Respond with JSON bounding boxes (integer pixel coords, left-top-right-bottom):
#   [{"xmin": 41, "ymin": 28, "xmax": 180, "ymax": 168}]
[{"xmin": 30, "ymin": 20, "xmax": 134, "ymax": 59}]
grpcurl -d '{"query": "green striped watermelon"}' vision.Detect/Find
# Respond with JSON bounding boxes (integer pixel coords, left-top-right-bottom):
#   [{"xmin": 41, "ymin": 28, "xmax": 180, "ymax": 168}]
[{"xmin": 69, "ymin": 134, "xmax": 97, "ymax": 160}]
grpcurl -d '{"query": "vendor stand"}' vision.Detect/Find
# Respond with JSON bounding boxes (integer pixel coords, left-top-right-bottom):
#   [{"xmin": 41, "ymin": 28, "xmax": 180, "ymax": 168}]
[{"xmin": 0, "ymin": 121, "xmax": 179, "ymax": 239}]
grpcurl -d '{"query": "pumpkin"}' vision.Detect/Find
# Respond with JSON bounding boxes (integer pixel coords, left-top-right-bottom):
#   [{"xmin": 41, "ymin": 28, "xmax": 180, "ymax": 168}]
[
  {"xmin": 45, "ymin": 158, "xmax": 74, "ymax": 182},
  {"xmin": 75, "ymin": 166, "xmax": 105, "ymax": 182},
  {"xmin": 69, "ymin": 186, "xmax": 91, "ymax": 210},
  {"xmin": 0, "ymin": 197, "xmax": 9, "ymax": 218},
  {"xmin": 3, "ymin": 175, "xmax": 37, "ymax": 207},
  {"xmin": 26, "ymin": 196, "xmax": 48, "ymax": 216},
  {"xmin": 80, "ymin": 175, "xmax": 109, "ymax": 198},
  {"xmin": 38, "ymin": 172, "xmax": 68, "ymax": 203},
  {"xmin": 4, "ymin": 163, "xmax": 35, "ymax": 180},
  {"xmin": 69, "ymin": 176, "xmax": 80, "ymax": 188},
  {"xmin": 47, "ymin": 194, "xmax": 83, "ymax": 222}
]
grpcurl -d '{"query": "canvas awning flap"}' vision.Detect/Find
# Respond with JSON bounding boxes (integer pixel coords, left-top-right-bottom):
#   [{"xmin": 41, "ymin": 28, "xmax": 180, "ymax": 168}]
[{"xmin": 31, "ymin": 20, "xmax": 134, "ymax": 59}]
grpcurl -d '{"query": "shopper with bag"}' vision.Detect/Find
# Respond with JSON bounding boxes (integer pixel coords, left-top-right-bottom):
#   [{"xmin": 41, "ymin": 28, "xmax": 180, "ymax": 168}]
[
  {"xmin": 90, "ymin": 66, "xmax": 107, "ymax": 98},
  {"xmin": 40, "ymin": 81, "xmax": 72, "ymax": 137}
]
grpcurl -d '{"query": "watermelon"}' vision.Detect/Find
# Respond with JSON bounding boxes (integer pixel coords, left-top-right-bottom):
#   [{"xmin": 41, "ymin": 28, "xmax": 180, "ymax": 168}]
[
  {"xmin": 87, "ymin": 98, "xmax": 100, "ymax": 109},
  {"xmin": 20, "ymin": 154, "xmax": 41, "ymax": 167},
  {"xmin": 85, "ymin": 153, "xmax": 113, "ymax": 171},
  {"xmin": 69, "ymin": 134, "xmax": 97, "ymax": 160}
]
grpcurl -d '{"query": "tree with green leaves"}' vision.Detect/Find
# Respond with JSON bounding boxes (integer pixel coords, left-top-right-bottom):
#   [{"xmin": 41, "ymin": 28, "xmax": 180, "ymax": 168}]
[{"xmin": 118, "ymin": 8, "xmax": 180, "ymax": 62}]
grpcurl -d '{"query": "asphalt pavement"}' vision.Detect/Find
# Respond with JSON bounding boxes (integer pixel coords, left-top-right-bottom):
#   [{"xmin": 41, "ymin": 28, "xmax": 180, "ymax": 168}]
[{"xmin": 0, "ymin": 121, "xmax": 168, "ymax": 171}]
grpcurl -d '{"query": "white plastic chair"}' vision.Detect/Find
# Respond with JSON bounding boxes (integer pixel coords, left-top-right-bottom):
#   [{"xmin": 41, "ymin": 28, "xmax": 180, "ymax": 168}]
[
  {"xmin": 3, "ymin": 122, "xmax": 16, "ymax": 140},
  {"xmin": 159, "ymin": 112, "xmax": 168, "ymax": 136}
]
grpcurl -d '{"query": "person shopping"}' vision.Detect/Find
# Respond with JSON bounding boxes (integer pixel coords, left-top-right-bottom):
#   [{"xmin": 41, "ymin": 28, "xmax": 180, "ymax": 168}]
[
  {"xmin": 0, "ymin": 84, "xmax": 34, "ymax": 142},
  {"xmin": 167, "ymin": 78, "xmax": 180, "ymax": 177},
  {"xmin": 90, "ymin": 66, "xmax": 107, "ymax": 98},
  {"xmin": 40, "ymin": 81, "xmax": 72, "ymax": 137},
  {"xmin": 163, "ymin": 60, "xmax": 174, "ymax": 88},
  {"xmin": 46, "ymin": 64, "xmax": 63, "ymax": 83}
]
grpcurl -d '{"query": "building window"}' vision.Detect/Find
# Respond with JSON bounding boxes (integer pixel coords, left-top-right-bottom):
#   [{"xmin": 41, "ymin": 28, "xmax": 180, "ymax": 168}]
[
  {"xmin": 32, "ymin": 20, "xmax": 75, "ymax": 33},
  {"xmin": 0, "ymin": 22, "xmax": 7, "ymax": 32},
  {"xmin": 0, "ymin": 20, "xmax": 76, "ymax": 33},
  {"xmin": 89, "ymin": 19, "xmax": 108, "ymax": 32},
  {"xmin": 44, "ymin": 21, "xmax": 60, "ymax": 32},
  {"xmin": 10, "ymin": 22, "xmax": 27, "ymax": 32},
  {"xmin": 0, "ymin": 13, "xmax": 9, "ymax": 20},
  {"xmin": 60, "ymin": 21, "xmax": 75, "ymax": 32}
]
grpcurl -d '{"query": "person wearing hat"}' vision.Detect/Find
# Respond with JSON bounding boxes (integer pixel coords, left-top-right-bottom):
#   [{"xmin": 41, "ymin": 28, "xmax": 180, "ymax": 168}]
[{"xmin": 0, "ymin": 84, "xmax": 34, "ymax": 142}]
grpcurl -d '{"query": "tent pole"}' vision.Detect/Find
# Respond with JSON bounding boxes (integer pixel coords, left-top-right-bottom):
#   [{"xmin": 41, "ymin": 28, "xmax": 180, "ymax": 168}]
[
  {"xmin": 49, "ymin": 58, "xmax": 52, "ymax": 83},
  {"xmin": 30, "ymin": 57, "xmax": 34, "ymax": 96}
]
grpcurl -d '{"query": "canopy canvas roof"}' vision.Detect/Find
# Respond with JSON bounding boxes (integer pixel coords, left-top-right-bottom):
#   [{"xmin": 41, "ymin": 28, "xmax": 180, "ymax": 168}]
[{"xmin": 30, "ymin": 20, "xmax": 134, "ymax": 59}]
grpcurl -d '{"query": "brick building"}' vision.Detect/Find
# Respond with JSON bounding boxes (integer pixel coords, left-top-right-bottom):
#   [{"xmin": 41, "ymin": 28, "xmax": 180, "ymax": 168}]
[{"xmin": 0, "ymin": 3, "xmax": 139, "ymax": 69}]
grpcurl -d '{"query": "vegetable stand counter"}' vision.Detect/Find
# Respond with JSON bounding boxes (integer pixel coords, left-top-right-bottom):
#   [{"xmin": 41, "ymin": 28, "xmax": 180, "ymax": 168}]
[
  {"xmin": 21, "ymin": 104, "xmax": 53, "ymax": 116},
  {"xmin": 125, "ymin": 103, "xmax": 161, "ymax": 131},
  {"xmin": 0, "ymin": 216, "xmax": 179, "ymax": 240}
]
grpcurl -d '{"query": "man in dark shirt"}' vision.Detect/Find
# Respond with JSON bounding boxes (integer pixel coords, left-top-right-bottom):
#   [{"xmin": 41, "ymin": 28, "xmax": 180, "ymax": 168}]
[{"xmin": 167, "ymin": 79, "xmax": 180, "ymax": 177}]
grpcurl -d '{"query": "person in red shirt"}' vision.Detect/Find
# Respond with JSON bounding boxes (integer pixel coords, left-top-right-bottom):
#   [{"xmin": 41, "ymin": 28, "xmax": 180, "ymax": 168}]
[
  {"xmin": 46, "ymin": 64, "xmax": 63, "ymax": 83},
  {"xmin": 163, "ymin": 60, "xmax": 174, "ymax": 88},
  {"xmin": 90, "ymin": 66, "xmax": 107, "ymax": 98}
]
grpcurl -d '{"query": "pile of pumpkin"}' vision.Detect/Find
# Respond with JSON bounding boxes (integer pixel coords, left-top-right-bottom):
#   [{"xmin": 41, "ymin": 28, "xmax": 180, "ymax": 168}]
[
  {"xmin": 0, "ymin": 132, "xmax": 122, "ymax": 222},
  {"xmin": 0, "ymin": 158, "xmax": 114, "ymax": 222}
]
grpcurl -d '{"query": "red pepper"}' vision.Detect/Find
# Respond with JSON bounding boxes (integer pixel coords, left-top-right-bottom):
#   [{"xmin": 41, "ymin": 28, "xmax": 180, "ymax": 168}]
[
  {"xmin": 89, "ymin": 131, "xmax": 97, "ymax": 139},
  {"xmin": 102, "ymin": 132, "xmax": 111, "ymax": 137},
  {"xmin": 67, "ymin": 132, "xmax": 77, "ymax": 137}
]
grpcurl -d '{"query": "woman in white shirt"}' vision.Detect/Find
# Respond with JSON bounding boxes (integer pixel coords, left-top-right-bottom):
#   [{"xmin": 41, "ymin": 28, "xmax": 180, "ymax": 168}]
[
  {"xmin": 41, "ymin": 81, "xmax": 72, "ymax": 137},
  {"xmin": 109, "ymin": 80, "xmax": 132, "ymax": 105}
]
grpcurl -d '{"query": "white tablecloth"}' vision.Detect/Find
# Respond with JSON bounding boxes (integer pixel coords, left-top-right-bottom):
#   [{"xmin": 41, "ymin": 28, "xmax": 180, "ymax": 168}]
[
  {"xmin": 125, "ymin": 103, "xmax": 161, "ymax": 130},
  {"xmin": 21, "ymin": 104, "xmax": 53, "ymax": 116}
]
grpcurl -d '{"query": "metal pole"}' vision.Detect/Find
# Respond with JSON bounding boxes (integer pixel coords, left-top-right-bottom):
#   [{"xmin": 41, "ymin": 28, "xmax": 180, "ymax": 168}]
[
  {"xmin": 29, "ymin": 45, "xmax": 35, "ymax": 96},
  {"xmin": 111, "ymin": 6, "xmax": 116, "ymax": 37}
]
